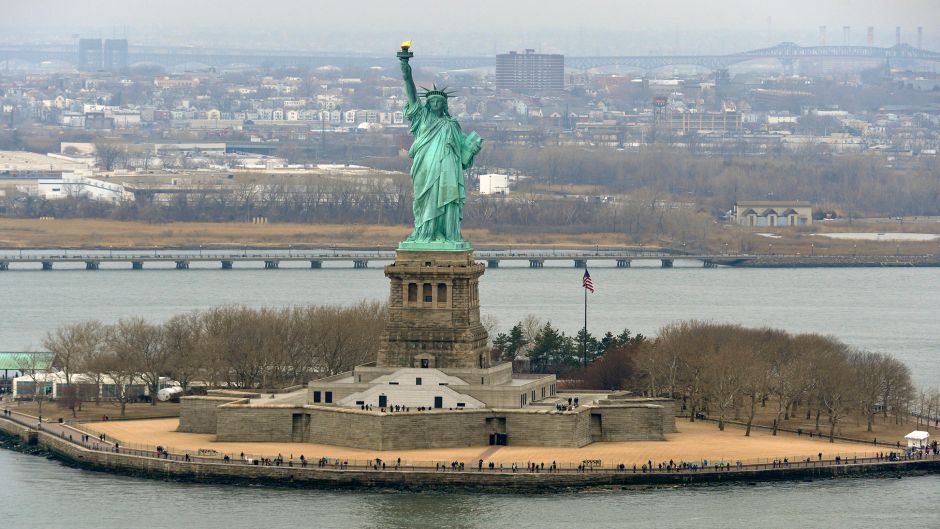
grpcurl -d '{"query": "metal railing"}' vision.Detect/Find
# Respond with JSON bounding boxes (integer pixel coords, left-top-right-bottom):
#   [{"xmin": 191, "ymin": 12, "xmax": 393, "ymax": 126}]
[{"xmin": 3, "ymin": 409, "xmax": 934, "ymax": 477}]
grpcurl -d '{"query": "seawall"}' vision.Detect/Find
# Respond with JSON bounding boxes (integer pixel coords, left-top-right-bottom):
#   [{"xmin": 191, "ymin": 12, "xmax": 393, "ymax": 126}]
[{"xmin": 1, "ymin": 418, "xmax": 937, "ymax": 492}]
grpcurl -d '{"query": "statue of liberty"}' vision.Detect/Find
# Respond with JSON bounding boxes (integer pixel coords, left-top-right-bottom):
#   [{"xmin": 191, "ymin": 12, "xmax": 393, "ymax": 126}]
[{"xmin": 397, "ymin": 42, "xmax": 482, "ymax": 250}]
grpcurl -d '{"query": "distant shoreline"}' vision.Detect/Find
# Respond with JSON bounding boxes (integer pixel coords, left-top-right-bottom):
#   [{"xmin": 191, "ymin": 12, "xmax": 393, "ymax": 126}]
[
  {"xmin": 1, "ymin": 218, "xmax": 939, "ymax": 260},
  {"xmin": 2, "ymin": 417, "xmax": 936, "ymax": 492}
]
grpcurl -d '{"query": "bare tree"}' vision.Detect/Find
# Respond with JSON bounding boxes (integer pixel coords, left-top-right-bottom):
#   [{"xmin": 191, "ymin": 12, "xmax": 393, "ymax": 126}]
[
  {"xmin": 42, "ymin": 321, "xmax": 104, "ymax": 386},
  {"xmin": 16, "ymin": 353, "xmax": 50, "ymax": 418},
  {"xmin": 94, "ymin": 141, "xmax": 127, "ymax": 171},
  {"xmin": 103, "ymin": 319, "xmax": 151, "ymax": 416},
  {"xmin": 162, "ymin": 313, "xmax": 203, "ymax": 392}
]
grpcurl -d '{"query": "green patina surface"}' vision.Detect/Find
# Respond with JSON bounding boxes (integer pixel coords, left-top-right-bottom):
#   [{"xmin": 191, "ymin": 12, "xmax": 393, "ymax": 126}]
[
  {"xmin": 398, "ymin": 44, "xmax": 482, "ymax": 250},
  {"xmin": 397, "ymin": 240, "xmax": 473, "ymax": 251},
  {"xmin": 0, "ymin": 352, "xmax": 54, "ymax": 371}
]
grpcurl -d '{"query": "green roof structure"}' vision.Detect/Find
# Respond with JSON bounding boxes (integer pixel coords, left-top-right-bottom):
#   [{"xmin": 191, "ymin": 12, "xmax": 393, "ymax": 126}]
[{"xmin": 0, "ymin": 352, "xmax": 55, "ymax": 371}]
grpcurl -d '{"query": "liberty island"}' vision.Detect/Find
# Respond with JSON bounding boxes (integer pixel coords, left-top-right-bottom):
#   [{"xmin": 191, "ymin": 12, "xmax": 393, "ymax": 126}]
[
  {"xmin": 0, "ymin": 46, "xmax": 937, "ymax": 494},
  {"xmin": 172, "ymin": 44, "xmax": 676, "ymax": 449}
]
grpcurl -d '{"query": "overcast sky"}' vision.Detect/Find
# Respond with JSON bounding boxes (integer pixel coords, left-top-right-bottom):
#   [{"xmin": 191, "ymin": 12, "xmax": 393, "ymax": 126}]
[
  {"xmin": 5, "ymin": 0, "xmax": 936, "ymax": 30},
  {"xmin": 2, "ymin": 0, "xmax": 937, "ymax": 54}
]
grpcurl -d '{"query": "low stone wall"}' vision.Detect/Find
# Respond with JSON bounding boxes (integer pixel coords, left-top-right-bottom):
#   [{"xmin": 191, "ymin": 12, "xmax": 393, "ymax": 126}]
[
  {"xmin": 2, "ymin": 418, "xmax": 937, "ymax": 492},
  {"xmin": 595, "ymin": 405, "xmax": 666, "ymax": 442},
  {"xmin": 212, "ymin": 404, "xmax": 664, "ymax": 450},
  {"xmin": 178, "ymin": 396, "xmax": 246, "ymax": 434},
  {"xmin": 216, "ymin": 405, "xmax": 294, "ymax": 442}
]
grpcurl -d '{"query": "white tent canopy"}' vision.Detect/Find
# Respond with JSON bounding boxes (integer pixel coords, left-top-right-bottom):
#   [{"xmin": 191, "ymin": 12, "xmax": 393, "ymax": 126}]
[{"xmin": 904, "ymin": 430, "xmax": 930, "ymax": 448}]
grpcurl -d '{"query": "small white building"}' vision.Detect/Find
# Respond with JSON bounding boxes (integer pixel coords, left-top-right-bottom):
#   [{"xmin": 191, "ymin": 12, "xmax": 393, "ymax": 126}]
[
  {"xmin": 335, "ymin": 368, "xmax": 485, "ymax": 409},
  {"xmin": 733, "ymin": 201, "xmax": 813, "ymax": 227},
  {"xmin": 479, "ymin": 173, "xmax": 509, "ymax": 195},
  {"xmin": 37, "ymin": 172, "xmax": 128, "ymax": 203},
  {"xmin": 905, "ymin": 430, "xmax": 930, "ymax": 449}
]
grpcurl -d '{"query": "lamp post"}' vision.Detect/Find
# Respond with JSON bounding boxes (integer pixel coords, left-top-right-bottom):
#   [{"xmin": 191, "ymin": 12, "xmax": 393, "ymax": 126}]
[{"xmin": 811, "ymin": 243, "xmax": 815, "ymax": 256}]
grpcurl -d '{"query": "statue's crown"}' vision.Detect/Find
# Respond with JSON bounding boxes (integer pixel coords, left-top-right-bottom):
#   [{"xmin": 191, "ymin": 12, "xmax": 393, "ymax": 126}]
[{"xmin": 419, "ymin": 83, "xmax": 456, "ymax": 99}]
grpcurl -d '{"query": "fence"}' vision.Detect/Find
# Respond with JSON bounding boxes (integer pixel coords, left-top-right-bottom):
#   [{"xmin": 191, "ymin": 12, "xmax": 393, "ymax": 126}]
[{"xmin": 4, "ymin": 409, "xmax": 937, "ymax": 477}]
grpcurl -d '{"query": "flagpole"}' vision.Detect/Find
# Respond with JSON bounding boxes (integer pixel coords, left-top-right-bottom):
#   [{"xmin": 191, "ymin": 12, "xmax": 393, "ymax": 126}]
[{"xmin": 582, "ymin": 270, "xmax": 587, "ymax": 368}]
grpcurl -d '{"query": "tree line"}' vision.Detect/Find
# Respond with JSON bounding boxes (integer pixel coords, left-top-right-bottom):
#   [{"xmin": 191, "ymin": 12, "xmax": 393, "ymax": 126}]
[
  {"xmin": 491, "ymin": 318, "xmax": 642, "ymax": 374},
  {"xmin": 40, "ymin": 302, "xmax": 385, "ymax": 416},
  {"xmin": 629, "ymin": 321, "xmax": 935, "ymax": 441},
  {"xmin": 0, "ymin": 182, "xmax": 714, "ymax": 245},
  {"xmin": 488, "ymin": 146, "xmax": 940, "ymax": 218},
  {"xmin": 499, "ymin": 317, "xmax": 935, "ymax": 441}
]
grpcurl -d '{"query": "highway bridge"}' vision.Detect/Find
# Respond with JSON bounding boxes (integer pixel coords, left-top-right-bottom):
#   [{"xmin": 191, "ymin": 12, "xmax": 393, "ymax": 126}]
[
  {"xmin": 0, "ymin": 248, "xmax": 740, "ymax": 270},
  {"xmin": 1, "ymin": 42, "xmax": 938, "ymax": 72},
  {"xmin": 1, "ymin": 248, "xmax": 938, "ymax": 271}
]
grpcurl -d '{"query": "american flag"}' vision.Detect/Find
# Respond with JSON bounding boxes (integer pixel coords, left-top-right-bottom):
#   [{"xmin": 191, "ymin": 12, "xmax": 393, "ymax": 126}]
[{"xmin": 582, "ymin": 269, "xmax": 595, "ymax": 293}]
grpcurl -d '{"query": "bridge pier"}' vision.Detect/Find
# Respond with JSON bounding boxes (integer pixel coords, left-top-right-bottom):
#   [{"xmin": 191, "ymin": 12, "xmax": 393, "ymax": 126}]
[
  {"xmin": 41, "ymin": 261, "xmax": 53, "ymax": 271},
  {"xmin": 131, "ymin": 261, "xmax": 144, "ymax": 270},
  {"xmin": 85, "ymin": 260, "xmax": 100, "ymax": 270},
  {"xmin": 616, "ymin": 259, "xmax": 631, "ymax": 268},
  {"xmin": 661, "ymin": 259, "xmax": 674, "ymax": 269},
  {"xmin": 573, "ymin": 259, "xmax": 587, "ymax": 268},
  {"xmin": 310, "ymin": 260, "xmax": 322, "ymax": 269},
  {"xmin": 264, "ymin": 260, "xmax": 279, "ymax": 269},
  {"xmin": 353, "ymin": 260, "xmax": 369, "ymax": 269},
  {"xmin": 175, "ymin": 260, "xmax": 190, "ymax": 270},
  {"xmin": 221, "ymin": 260, "xmax": 233, "ymax": 270},
  {"xmin": 529, "ymin": 259, "xmax": 544, "ymax": 268},
  {"xmin": 486, "ymin": 259, "xmax": 499, "ymax": 268}
]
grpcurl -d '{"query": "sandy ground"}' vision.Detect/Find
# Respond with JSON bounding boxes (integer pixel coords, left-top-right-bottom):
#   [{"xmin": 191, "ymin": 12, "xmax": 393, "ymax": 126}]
[{"xmin": 85, "ymin": 418, "xmax": 881, "ymax": 469}]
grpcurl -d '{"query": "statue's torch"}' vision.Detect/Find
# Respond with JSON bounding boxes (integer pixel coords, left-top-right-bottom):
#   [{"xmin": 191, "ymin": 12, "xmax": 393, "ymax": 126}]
[{"xmin": 397, "ymin": 40, "xmax": 414, "ymax": 62}]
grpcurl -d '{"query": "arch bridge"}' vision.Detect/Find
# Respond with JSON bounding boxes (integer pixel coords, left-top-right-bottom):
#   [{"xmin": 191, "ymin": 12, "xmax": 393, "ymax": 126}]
[{"xmin": 1, "ymin": 42, "xmax": 938, "ymax": 72}]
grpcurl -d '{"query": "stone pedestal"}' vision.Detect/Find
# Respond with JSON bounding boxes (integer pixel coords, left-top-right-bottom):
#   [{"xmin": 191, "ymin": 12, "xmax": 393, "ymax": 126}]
[{"xmin": 376, "ymin": 249, "xmax": 490, "ymax": 369}]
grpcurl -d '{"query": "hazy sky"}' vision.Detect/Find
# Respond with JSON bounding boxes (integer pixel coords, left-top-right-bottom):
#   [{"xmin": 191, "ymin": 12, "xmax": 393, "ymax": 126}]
[
  {"xmin": 4, "ymin": 0, "xmax": 937, "ymax": 30},
  {"xmin": 2, "ymin": 0, "xmax": 937, "ymax": 54}
]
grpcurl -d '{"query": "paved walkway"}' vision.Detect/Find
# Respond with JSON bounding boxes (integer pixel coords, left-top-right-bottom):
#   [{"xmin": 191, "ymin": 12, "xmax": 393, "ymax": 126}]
[{"xmin": 4, "ymin": 409, "xmax": 936, "ymax": 477}]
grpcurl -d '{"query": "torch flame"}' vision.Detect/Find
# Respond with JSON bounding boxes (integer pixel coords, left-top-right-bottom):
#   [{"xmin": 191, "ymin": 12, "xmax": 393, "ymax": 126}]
[{"xmin": 401, "ymin": 40, "xmax": 412, "ymax": 50}]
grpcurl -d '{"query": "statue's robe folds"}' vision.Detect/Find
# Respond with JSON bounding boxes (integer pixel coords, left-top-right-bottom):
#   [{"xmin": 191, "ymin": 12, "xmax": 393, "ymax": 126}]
[{"xmin": 404, "ymin": 100, "xmax": 481, "ymax": 243}]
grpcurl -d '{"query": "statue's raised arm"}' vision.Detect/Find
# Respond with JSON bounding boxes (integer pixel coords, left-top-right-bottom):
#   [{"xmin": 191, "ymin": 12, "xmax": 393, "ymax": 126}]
[{"xmin": 398, "ymin": 41, "xmax": 417, "ymax": 105}]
